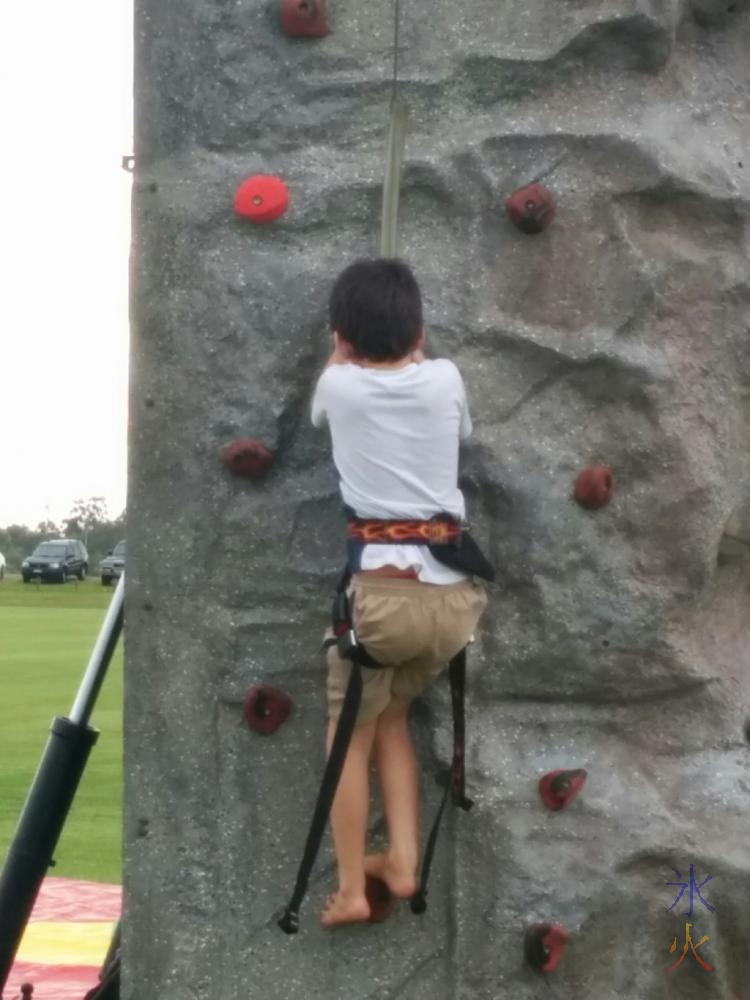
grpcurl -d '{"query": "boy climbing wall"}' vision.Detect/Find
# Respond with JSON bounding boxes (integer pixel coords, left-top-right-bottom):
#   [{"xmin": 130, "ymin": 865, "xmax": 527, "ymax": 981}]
[{"xmin": 311, "ymin": 258, "xmax": 489, "ymax": 928}]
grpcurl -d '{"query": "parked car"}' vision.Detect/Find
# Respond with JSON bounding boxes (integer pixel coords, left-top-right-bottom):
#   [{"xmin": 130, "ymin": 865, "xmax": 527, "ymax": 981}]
[
  {"xmin": 21, "ymin": 539, "xmax": 89, "ymax": 583},
  {"xmin": 0, "ymin": 551, "xmax": 5, "ymax": 580},
  {"xmin": 100, "ymin": 540, "xmax": 126, "ymax": 586}
]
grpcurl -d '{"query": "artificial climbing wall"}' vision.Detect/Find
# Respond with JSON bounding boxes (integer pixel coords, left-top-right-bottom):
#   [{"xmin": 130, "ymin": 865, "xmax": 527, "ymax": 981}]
[{"xmin": 126, "ymin": 1, "xmax": 750, "ymax": 996}]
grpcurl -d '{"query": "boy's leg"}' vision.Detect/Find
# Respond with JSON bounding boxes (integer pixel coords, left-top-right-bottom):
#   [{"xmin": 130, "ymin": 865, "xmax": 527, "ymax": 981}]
[
  {"xmin": 365, "ymin": 700, "xmax": 420, "ymax": 898},
  {"xmin": 322, "ymin": 716, "xmax": 378, "ymax": 926},
  {"xmin": 323, "ymin": 633, "xmax": 393, "ymax": 928},
  {"xmin": 365, "ymin": 579, "xmax": 487, "ymax": 896}
]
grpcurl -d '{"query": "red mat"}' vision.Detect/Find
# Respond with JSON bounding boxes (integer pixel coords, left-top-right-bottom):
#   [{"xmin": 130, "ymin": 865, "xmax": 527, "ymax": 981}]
[{"xmin": 4, "ymin": 877, "xmax": 121, "ymax": 1000}]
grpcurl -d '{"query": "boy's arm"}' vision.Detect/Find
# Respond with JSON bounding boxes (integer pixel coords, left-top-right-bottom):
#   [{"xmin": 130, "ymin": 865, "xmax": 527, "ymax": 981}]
[
  {"xmin": 311, "ymin": 370, "xmax": 329, "ymax": 428},
  {"xmin": 313, "ymin": 341, "xmax": 352, "ymax": 427},
  {"xmin": 458, "ymin": 373, "xmax": 473, "ymax": 440}
]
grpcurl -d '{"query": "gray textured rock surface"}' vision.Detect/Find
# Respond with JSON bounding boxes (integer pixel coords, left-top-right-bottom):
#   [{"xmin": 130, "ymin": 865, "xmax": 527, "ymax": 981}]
[{"xmin": 126, "ymin": 1, "xmax": 750, "ymax": 996}]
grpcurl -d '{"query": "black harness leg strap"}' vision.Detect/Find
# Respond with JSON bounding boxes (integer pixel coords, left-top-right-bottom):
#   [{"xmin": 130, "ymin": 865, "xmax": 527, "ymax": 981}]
[
  {"xmin": 449, "ymin": 648, "xmax": 473, "ymax": 811},
  {"xmin": 409, "ymin": 774, "xmax": 450, "ymax": 915},
  {"xmin": 410, "ymin": 648, "xmax": 472, "ymax": 915},
  {"xmin": 278, "ymin": 657, "xmax": 364, "ymax": 934}
]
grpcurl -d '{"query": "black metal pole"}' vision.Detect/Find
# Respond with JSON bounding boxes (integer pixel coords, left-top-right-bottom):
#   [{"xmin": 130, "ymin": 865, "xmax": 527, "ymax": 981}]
[{"xmin": 0, "ymin": 574, "xmax": 124, "ymax": 992}]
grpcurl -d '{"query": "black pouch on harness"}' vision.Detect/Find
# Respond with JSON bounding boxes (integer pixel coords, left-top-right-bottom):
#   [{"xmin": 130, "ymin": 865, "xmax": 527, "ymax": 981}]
[{"xmin": 429, "ymin": 532, "xmax": 494, "ymax": 582}]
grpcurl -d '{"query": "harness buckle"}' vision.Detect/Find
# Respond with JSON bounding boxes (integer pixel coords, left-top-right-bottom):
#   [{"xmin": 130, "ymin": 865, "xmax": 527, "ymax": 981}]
[
  {"xmin": 426, "ymin": 517, "xmax": 461, "ymax": 546},
  {"xmin": 336, "ymin": 628, "xmax": 359, "ymax": 660}
]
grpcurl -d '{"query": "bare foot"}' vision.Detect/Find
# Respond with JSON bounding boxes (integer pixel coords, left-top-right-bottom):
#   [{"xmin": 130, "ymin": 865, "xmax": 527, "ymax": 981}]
[
  {"xmin": 364, "ymin": 854, "xmax": 418, "ymax": 899},
  {"xmin": 320, "ymin": 891, "xmax": 371, "ymax": 928}
]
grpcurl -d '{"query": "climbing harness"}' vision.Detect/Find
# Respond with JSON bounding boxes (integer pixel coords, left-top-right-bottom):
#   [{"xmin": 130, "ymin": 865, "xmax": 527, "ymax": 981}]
[
  {"xmin": 278, "ymin": 514, "xmax": 493, "ymax": 933},
  {"xmin": 345, "ymin": 509, "xmax": 495, "ymax": 582},
  {"xmin": 348, "ymin": 517, "xmax": 462, "ymax": 546}
]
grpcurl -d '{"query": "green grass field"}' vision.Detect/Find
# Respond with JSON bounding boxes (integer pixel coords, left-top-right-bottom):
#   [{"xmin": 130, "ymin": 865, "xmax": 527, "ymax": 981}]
[{"xmin": 0, "ymin": 575, "xmax": 123, "ymax": 883}]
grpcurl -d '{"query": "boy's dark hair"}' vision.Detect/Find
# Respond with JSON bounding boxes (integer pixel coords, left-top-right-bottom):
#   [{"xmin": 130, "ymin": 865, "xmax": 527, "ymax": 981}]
[{"xmin": 329, "ymin": 258, "xmax": 423, "ymax": 361}]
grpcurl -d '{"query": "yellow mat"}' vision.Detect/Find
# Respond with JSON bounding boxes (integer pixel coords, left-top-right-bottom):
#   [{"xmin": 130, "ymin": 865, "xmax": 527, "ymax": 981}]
[{"xmin": 17, "ymin": 921, "xmax": 115, "ymax": 966}]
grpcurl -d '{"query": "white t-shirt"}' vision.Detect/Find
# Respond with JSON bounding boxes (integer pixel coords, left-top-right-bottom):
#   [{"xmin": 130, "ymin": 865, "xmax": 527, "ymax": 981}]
[{"xmin": 311, "ymin": 359, "xmax": 472, "ymax": 584}]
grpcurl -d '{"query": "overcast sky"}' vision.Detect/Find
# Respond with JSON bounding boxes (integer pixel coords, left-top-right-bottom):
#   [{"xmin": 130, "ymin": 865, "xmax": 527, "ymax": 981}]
[{"xmin": 0, "ymin": 3, "xmax": 132, "ymax": 528}]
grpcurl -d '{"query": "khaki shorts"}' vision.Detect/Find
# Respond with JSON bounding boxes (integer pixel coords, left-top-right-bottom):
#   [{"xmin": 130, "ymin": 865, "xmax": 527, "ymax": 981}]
[{"xmin": 326, "ymin": 575, "xmax": 488, "ymax": 725}]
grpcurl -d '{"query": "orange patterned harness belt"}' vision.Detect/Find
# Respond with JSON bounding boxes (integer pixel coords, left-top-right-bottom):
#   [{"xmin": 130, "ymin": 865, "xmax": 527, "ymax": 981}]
[{"xmin": 347, "ymin": 517, "xmax": 462, "ymax": 546}]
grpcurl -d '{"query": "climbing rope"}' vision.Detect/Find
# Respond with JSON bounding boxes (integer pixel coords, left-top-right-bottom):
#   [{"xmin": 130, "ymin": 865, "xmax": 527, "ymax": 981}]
[
  {"xmin": 392, "ymin": 0, "xmax": 401, "ymax": 100},
  {"xmin": 380, "ymin": 0, "xmax": 408, "ymax": 257}
]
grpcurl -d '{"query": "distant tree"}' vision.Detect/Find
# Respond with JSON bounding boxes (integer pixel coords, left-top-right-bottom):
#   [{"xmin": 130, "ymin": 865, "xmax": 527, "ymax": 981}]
[
  {"xmin": 63, "ymin": 497, "xmax": 109, "ymax": 546},
  {"xmin": 85, "ymin": 509, "xmax": 127, "ymax": 573},
  {"xmin": 0, "ymin": 505, "xmax": 126, "ymax": 573},
  {"xmin": 36, "ymin": 519, "xmax": 60, "ymax": 536},
  {"xmin": 0, "ymin": 524, "xmax": 43, "ymax": 572}
]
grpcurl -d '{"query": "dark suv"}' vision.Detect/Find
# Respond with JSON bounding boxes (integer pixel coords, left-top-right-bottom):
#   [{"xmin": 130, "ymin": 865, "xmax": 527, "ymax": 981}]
[
  {"xmin": 100, "ymin": 540, "xmax": 126, "ymax": 586},
  {"xmin": 21, "ymin": 539, "xmax": 89, "ymax": 583}
]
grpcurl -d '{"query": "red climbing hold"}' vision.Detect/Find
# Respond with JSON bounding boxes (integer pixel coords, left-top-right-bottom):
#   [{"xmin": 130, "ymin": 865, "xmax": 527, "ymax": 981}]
[
  {"xmin": 506, "ymin": 183, "xmax": 556, "ymax": 235},
  {"xmin": 365, "ymin": 876, "xmax": 398, "ymax": 923},
  {"xmin": 234, "ymin": 175, "xmax": 289, "ymax": 224},
  {"xmin": 280, "ymin": 0, "xmax": 330, "ymax": 37},
  {"xmin": 223, "ymin": 438, "xmax": 274, "ymax": 479},
  {"xmin": 243, "ymin": 684, "xmax": 292, "ymax": 735},
  {"xmin": 525, "ymin": 922, "xmax": 570, "ymax": 973},
  {"xmin": 539, "ymin": 768, "xmax": 588, "ymax": 811},
  {"xmin": 574, "ymin": 466, "xmax": 614, "ymax": 510}
]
